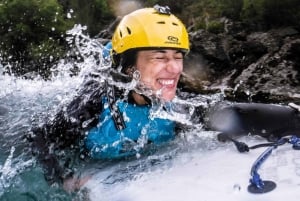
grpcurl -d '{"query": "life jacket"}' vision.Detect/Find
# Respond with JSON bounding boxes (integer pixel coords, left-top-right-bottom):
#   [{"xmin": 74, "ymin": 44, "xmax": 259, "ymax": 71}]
[{"xmin": 84, "ymin": 97, "xmax": 175, "ymax": 159}]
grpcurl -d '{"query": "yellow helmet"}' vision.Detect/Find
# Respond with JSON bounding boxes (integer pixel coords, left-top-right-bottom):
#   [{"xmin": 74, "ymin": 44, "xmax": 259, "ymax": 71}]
[{"xmin": 112, "ymin": 5, "xmax": 189, "ymax": 55}]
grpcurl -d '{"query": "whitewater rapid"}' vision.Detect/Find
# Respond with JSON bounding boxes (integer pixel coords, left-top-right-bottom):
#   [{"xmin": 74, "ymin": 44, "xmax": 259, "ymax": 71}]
[{"xmin": 2, "ymin": 25, "xmax": 299, "ymax": 201}]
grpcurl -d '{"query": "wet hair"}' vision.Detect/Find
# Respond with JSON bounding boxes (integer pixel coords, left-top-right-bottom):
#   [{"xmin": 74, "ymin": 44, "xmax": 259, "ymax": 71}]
[{"xmin": 112, "ymin": 49, "xmax": 138, "ymax": 74}]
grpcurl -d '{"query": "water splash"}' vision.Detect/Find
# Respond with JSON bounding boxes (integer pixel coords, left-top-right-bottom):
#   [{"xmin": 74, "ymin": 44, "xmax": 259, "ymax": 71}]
[
  {"xmin": 0, "ymin": 147, "xmax": 35, "ymax": 196},
  {"xmin": 148, "ymin": 91, "xmax": 223, "ymax": 127},
  {"xmin": 63, "ymin": 25, "xmax": 224, "ymax": 129},
  {"xmin": 0, "ymin": 24, "xmax": 224, "ymax": 200},
  {"xmin": 0, "ymin": 147, "xmax": 15, "ymax": 192}
]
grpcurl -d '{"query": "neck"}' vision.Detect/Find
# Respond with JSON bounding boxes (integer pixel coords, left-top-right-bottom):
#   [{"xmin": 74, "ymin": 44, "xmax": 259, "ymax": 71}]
[{"xmin": 131, "ymin": 92, "xmax": 149, "ymax": 105}]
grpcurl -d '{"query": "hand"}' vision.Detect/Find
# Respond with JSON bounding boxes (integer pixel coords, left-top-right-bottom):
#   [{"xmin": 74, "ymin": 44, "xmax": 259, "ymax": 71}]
[{"xmin": 63, "ymin": 174, "xmax": 91, "ymax": 193}]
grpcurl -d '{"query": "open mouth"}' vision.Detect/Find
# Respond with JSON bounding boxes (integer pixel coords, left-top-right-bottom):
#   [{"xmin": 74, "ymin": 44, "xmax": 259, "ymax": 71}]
[{"xmin": 157, "ymin": 79, "xmax": 176, "ymax": 88}]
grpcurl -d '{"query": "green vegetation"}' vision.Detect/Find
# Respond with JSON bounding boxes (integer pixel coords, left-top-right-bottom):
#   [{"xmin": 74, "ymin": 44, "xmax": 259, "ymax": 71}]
[
  {"xmin": 263, "ymin": 0, "xmax": 300, "ymax": 27},
  {"xmin": 0, "ymin": 0, "xmax": 113, "ymax": 77},
  {"xmin": 58, "ymin": 0, "xmax": 114, "ymax": 36},
  {"xmin": 0, "ymin": 0, "xmax": 73, "ymax": 76}
]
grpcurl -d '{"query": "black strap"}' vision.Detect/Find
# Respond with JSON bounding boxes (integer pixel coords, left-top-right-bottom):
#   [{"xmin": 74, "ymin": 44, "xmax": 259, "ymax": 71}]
[
  {"xmin": 228, "ymin": 136, "xmax": 289, "ymax": 153},
  {"xmin": 105, "ymin": 81, "xmax": 126, "ymax": 130}
]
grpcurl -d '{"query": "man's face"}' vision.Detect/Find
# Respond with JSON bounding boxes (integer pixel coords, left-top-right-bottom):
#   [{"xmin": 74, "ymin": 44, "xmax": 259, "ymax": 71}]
[{"xmin": 135, "ymin": 49, "xmax": 184, "ymax": 101}]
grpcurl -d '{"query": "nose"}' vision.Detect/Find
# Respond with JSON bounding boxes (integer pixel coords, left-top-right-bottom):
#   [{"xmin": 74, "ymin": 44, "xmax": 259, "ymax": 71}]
[{"xmin": 166, "ymin": 58, "xmax": 183, "ymax": 74}]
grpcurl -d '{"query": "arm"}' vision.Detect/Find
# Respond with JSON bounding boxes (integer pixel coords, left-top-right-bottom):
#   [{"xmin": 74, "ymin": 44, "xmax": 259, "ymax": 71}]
[
  {"xmin": 29, "ymin": 79, "xmax": 105, "ymax": 184},
  {"xmin": 206, "ymin": 102, "xmax": 300, "ymax": 141}
]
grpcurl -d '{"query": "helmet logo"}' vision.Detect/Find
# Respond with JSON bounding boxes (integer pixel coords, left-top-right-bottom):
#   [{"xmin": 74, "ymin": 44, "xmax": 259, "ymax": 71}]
[
  {"xmin": 165, "ymin": 36, "xmax": 180, "ymax": 45},
  {"xmin": 167, "ymin": 36, "xmax": 178, "ymax": 42}
]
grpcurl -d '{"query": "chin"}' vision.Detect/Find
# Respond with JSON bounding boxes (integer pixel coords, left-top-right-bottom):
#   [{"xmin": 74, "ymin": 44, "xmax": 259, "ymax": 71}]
[{"xmin": 161, "ymin": 92, "xmax": 176, "ymax": 101}]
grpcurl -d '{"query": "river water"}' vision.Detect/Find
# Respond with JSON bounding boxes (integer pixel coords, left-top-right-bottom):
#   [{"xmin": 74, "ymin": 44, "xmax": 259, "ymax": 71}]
[
  {"xmin": 0, "ymin": 25, "xmax": 225, "ymax": 200},
  {"xmin": 0, "ymin": 73, "xmax": 79, "ymax": 200}
]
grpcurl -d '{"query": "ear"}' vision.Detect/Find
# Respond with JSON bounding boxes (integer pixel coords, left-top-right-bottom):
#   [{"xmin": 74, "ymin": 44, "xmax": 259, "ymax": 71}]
[{"xmin": 124, "ymin": 66, "xmax": 136, "ymax": 76}]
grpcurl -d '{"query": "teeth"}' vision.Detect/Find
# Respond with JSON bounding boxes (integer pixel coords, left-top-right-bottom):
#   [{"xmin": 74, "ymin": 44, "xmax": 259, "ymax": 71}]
[{"xmin": 158, "ymin": 79, "xmax": 174, "ymax": 85}]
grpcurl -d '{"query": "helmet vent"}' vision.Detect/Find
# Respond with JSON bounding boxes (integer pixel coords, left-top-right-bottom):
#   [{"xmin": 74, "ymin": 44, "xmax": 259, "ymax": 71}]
[
  {"xmin": 126, "ymin": 27, "xmax": 131, "ymax": 34},
  {"xmin": 119, "ymin": 31, "xmax": 123, "ymax": 37},
  {"xmin": 172, "ymin": 22, "xmax": 178, "ymax": 26},
  {"xmin": 157, "ymin": 21, "xmax": 165, "ymax": 24}
]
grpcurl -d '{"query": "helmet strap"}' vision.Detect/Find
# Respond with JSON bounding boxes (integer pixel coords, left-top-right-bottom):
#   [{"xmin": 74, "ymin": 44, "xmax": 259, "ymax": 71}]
[{"xmin": 113, "ymin": 50, "xmax": 137, "ymax": 74}]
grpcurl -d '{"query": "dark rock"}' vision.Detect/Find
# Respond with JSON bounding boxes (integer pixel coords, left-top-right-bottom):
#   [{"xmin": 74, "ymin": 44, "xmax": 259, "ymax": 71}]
[{"xmin": 181, "ymin": 25, "xmax": 300, "ymax": 104}]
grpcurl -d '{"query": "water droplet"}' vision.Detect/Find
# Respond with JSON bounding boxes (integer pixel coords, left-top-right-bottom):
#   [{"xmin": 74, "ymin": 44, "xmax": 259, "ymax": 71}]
[{"xmin": 233, "ymin": 183, "xmax": 241, "ymax": 192}]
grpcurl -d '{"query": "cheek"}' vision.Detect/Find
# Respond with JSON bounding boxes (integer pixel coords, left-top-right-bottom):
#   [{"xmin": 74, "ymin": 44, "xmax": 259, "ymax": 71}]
[{"xmin": 138, "ymin": 66, "xmax": 160, "ymax": 84}]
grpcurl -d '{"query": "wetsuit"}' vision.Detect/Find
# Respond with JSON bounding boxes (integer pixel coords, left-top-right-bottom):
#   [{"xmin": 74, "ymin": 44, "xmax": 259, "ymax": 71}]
[
  {"xmin": 85, "ymin": 97, "xmax": 175, "ymax": 159},
  {"xmin": 29, "ymin": 78, "xmax": 105, "ymax": 183},
  {"xmin": 29, "ymin": 77, "xmax": 177, "ymax": 183}
]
